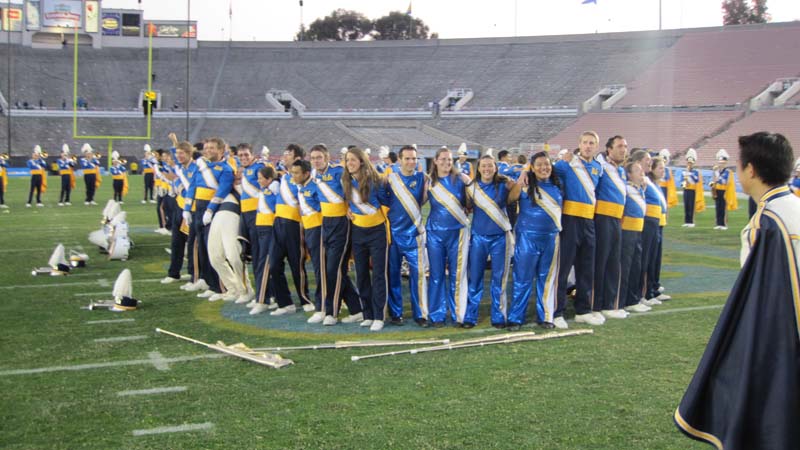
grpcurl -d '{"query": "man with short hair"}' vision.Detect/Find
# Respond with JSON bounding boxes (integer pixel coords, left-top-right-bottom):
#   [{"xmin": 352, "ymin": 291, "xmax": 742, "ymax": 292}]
[
  {"xmin": 162, "ymin": 133, "xmax": 197, "ymax": 284},
  {"xmin": 79, "ymin": 144, "xmax": 101, "ymax": 205},
  {"xmin": 26, "ymin": 146, "xmax": 47, "ymax": 207},
  {"xmin": 57, "ymin": 145, "xmax": 76, "ymax": 206},
  {"xmin": 268, "ymin": 144, "xmax": 312, "ymax": 315},
  {"xmin": 675, "ymin": 131, "xmax": 800, "ymax": 450},
  {"xmin": 234, "ymin": 143, "xmax": 263, "ymax": 303},
  {"xmin": 553, "ymin": 131, "xmax": 603, "ymax": 328},
  {"xmin": 381, "ymin": 145, "xmax": 429, "ymax": 326},
  {"xmin": 308, "ymin": 144, "xmax": 363, "ymax": 325}
]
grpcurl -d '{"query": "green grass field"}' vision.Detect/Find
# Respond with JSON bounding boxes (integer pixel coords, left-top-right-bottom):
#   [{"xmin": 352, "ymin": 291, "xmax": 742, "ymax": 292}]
[{"xmin": 0, "ymin": 175, "xmax": 748, "ymax": 449}]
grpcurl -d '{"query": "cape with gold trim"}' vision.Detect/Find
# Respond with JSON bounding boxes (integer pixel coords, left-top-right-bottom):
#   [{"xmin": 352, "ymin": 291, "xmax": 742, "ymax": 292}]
[{"xmin": 674, "ymin": 190, "xmax": 800, "ymax": 450}]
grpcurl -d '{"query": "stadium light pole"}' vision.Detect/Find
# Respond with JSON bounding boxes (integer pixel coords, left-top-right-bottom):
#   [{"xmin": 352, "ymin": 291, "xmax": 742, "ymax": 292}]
[
  {"xmin": 299, "ymin": 0, "xmax": 304, "ymax": 41},
  {"xmin": 6, "ymin": 18, "xmax": 11, "ymax": 156}
]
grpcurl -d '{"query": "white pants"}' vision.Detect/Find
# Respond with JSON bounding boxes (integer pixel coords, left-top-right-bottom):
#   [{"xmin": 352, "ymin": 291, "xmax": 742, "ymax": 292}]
[{"xmin": 208, "ymin": 209, "xmax": 247, "ymax": 295}]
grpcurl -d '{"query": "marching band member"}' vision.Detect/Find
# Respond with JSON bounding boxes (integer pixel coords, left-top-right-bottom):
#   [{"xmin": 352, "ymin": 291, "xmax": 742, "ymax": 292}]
[
  {"xmin": 259, "ymin": 145, "xmax": 275, "ymax": 169},
  {"xmin": 109, "ymin": 152, "xmax": 128, "ymax": 203},
  {"xmin": 658, "ymin": 148, "xmax": 679, "ymax": 207},
  {"xmin": 619, "ymin": 157, "xmax": 651, "ymax": 314},
  {"xmin": 234, "ymin": 143, "xmax": 263, "ymax": 304},
  {"xmin": 509, "ymin": 151, "xmax": 562, "ymax": 329},
  {"xmin": 26, "ymin": 145, "xmax": 47, "ymax": 207},
  {"xmin": 248, "ymin": 166, "xmax": 279, "ymax": 315},
  {"xmin": 792, "ymin": 158, "xmax": 800, "ymax": 197},
  {"xmin": 681, "ymin": 148, "xmax": 705, "ymax": 227},
  {"xmin": 375, "ymin": 146, "xmax": 393, "ymax": 175},
  {"xmin": 553, "ymin": 132, "xmax": 603, "ymax": 326},
  {"xmin": 641, "ymin": 156, "xmax": 669, "ymax": 306},
  {"xmin": 57, "ymin": 144, "xmax": 76, "ymax": 206},
  {"xmin": 710, "ymin": 149, "xmax": 738, "ymax": 230},
  {"xmin": 161, "ymin": 135, "xmax": 197, "ymax": 284},
  {"xmin": 381, "ymin": 145, "xmax": 428, "ymax": 326},
  {"xmin": 141, "ymin": 144, "xmax": 156, "ymax": 204},
  {"xmin": 455, "ymin": 143, "xmax": 472, "ymax": 178},
  {"xmin": 426, "ymin": 146, "xmax": 471, "ymax": 327},
  {"xmin": 594, "ymin": 136, "xmax": 629, "ymax": 320},
  {"xmin": 0, "ymin": 152, "xmax": 7, "ymax": 208},
  {"xmin": 293, "ymin": 159, "xmax": 325, "ymax": 321},
  {"xmin": 343, "ymin": 147, "xmax": 388, "ymax": 332},
  {"xmin": 464, "ymin": 155, "xmax": 521, "ymax": 329},
  {"xmin": 308, "ymin": 144, "xmax": 363, "ymax": 325},
  {"xmin": 80, "ymin": 144, "xmax": 101, "ymax": 205},
  {"xmin": 153, "ymin": 149, "xmax": 173, "ymax": 234},
  {"xmin": 201, "ymin": 138, "xmax": 244, "ymax": 302},
  {"xmin": 268, "ymin": 144, "xmax": 312, "ymax": 316},
  {"xmin": 182, "ymin": 138, "xmax": 223, "ymax": 298}
]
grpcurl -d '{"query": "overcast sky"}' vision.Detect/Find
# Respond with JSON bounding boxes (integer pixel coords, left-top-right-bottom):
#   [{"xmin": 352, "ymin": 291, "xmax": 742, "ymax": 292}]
[{"xmin": 99, "ymin": 0, "xmax": 799, "ymax": 41}]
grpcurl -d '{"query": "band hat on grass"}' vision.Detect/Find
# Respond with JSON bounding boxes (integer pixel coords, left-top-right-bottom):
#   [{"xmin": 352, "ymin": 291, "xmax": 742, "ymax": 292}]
[
  {"xmin": 48, "ymin": 244, "xmax": 71, "ymax": 275},
  {"xmin": 102, "ymin": 200, "xmax": 120, "ymax": 223},
  {"xmin": 111, "ymin": 269, "xmax": 138, "ymax": 312},
  {"xmin": 69, "ymin": 249, "xmax": 89, "ymax": 268},
  {"xmin": 716, "ymin": 148, "xmax": 730, "ymax": 162}
]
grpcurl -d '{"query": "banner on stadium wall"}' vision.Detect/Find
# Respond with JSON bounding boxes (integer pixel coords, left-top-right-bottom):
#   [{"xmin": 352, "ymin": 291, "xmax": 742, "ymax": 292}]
[
  {"xmin": 1, "ymin": 7, "xmax": 23, "ymax": 31},
  {"xmin": 153, "ymin": 23, "xmax": 197, "ymax": 38},
  {"xmin": 121, "ymin": 12, "xmax": 141, "ymax": 37},
  {"xmin": 84, "ymin": 1, "xmax": 98, "ymax": 33},
  {"xmin": 102, "ymin": 12, "xmax": 120, "ymax": 36},
  {"xmin": 41, "ymin": 0, "xmax": 82, "ymax": 28},
  {"xmin": 26, "ymin": 1, "xmax": 41, "ymax": 31}
]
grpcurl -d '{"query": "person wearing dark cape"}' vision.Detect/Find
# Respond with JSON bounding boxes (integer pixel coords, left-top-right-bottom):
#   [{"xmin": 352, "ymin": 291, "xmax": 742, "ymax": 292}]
[{"xmin": 675, "ymin": 131, "xmax": 800, "ymax": 450}]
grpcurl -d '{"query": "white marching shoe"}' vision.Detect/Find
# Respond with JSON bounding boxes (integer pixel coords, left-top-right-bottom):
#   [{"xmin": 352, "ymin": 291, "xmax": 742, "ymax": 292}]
[
  {"xmin": 323, "ymin": 315, "xmax": 338, "ymax": 326},
  {"xmin": 574, "ymin": 313, "xmax": 604, "ymax": 326},
  {"xmin": 270, "ymin": 304, "xmax": 297, "ymax": 316},
  {"xmin": 369, "ymin": 320, "xmax": 384, "ymax": 331},
  {"xmin": 625, "ymin": 303, "xmax": 652, "ymax": 313},
  {"xmin": 340, "ymin": 312, "xmax": 363, "ymax": 324},
  {"xmin": 552, "ymin": 317, "xmax": 569, "ymax": 329},
  {"xmin": 249, "ymin": 303, "xmax": 269, "ymax": 315},
  {"xmin": 302, "ymin": 303, "xmax": 315, "ymax": 313},
  {"xmin": 601, "ymin": 310, "xmax": 627, "ymax": 319},
  {"xmin": 307, "ymin": 312, "xmax": 325, "ymax": 324}
]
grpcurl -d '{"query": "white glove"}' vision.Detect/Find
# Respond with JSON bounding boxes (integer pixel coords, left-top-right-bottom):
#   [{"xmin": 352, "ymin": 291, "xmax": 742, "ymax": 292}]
[
  {"xmin": 182, "ymin": 211, "xmax": 192, "ymax": 225},
  {"xmin": 202, "ymin": 210, "xmax": 213, "ymax": 226}
]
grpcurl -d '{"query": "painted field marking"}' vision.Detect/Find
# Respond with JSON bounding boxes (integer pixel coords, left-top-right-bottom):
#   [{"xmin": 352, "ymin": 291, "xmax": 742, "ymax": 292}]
[
  {"xmin": 93, "ymin": 335, "xmax": 149, "ymax": 343},
  {"xmin": 634, "ymin": 304, "xmax": 724, "ymax": 316},
  {"xmin": 75, "ymin": 292, "xmax": 111, "ymax": 297},
  {"xmin": 86, "ymin": 318, "xmax": 135, "ymax": 324},
  {"xmin": 0, "ymin": 354, "xmax": 225, "ymax": 377},
  {"xmin": 132, "ymin": 422, "xmax": 214, "ymax": 437},
  {"xmin": 117, "ymin": 386, "xmax": 187, "ymax": 397},
  {"xmin": 148, "ymin": 351, "xmax": 171, "ymax": 371},
  {"xmin": 97, "ymin": 278, "xmax": 110, "ymax": 287}
]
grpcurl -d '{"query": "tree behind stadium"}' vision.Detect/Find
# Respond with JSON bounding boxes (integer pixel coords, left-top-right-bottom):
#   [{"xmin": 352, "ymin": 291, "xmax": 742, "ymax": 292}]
[
  {"xmin": 722, "ymin": 0, "xmax": 770, "ymax": 25},
  {"xmin": 373, "ymin": 12, "xmax": 431, "ymax": 40},
  {"xmin": 296, "ymin": 9, "xmax": 434, "ymax": 41}
]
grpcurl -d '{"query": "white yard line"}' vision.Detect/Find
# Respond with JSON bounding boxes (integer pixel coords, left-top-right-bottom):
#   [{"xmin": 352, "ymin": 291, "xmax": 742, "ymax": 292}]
[
  {"xmin": 86, "ymin": 318, "xmax": 135, "ymax": 324},
  {"xmin": 0, "ymin": 354, "xmax": 225, "ymax": 376},
  {"xmin": 147, "ymin": 351, "xmax": 172, "ymax": 371},
  {"xmin": 75, "ymin": 292, "xmax": 111, "ymax": 297},
  {"xmin": 632, "ymin": 304, "xmax": 724, "ymax": 316},
  {"xmin": 117, "ymin": 386, "xmax": 187, "ymax": 397},
  {"xmin": 132, "ymin": 422, "xmax": 214, "ymax": 436},
  {"xmin": 93, "ymin": 335, "xmax": 149, "ymax": 343}
]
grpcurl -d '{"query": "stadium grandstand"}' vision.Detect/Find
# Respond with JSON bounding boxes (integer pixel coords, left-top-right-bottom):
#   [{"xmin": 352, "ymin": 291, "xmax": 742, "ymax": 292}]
[{"xmin": 1, "ymin": 15, "xmax": 799, "ymax": 166}]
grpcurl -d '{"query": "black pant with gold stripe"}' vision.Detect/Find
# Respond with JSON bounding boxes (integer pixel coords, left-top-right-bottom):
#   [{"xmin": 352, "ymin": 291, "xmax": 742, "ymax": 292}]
[
  {"xmin": 594, "ymin": 214, "xmax": 622, "ymax": 311},
  {"xmin": 322, "ymin": 216, "xmax": 362, "ymax": 317},
  {"xmin": 60, "ymin": 174, "xmax": 72, "ymax": 203},
  {"xmin": 269, "ymin": 217, "xmax": 310, "ymax": 308},
  {"xmin": 351, "ymin": 223, "xmax": 388, "ymax": 322}
]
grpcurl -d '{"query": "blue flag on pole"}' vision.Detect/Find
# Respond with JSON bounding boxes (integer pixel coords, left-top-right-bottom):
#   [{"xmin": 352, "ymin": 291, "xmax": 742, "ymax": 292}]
[{"xmin": 582, "ymin": 0, "xmax": 597, "ymax": 4}]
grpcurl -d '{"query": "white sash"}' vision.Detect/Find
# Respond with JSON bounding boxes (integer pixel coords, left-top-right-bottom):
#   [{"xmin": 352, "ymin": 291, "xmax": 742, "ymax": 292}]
[
  {"xmin": 471, "ymin": 183, "xmax": 512, "ymax": 232},
  {"xmin": 603, "ymin": 162, "xmax": 627, "ymax": 200},
  {"xmin": 626, "ymin": 184, "xmax": 646, "ymax": 213},
  {"xmin": 536, "ymin": 188, "xmax": 563, "ymax": 232},
  {"xmin": 177, "ymin": 166, "xmax": 191, "ymax": 191},
  {"xmin": 317, "ymin": 179, "xmax": 345, "ymax": 204},
  {"xmin": 569, "ymin": 157, "xmax": 597, "ymax": 204},
  {"xmin": 430, "ymin": 180, "xmax": 469, "ymax": 227},
  {"xmin": 279, "ymin": 175, "xmax": 298, "ymax": 207},
  {"xmin": 240, "ymin": 169, "xmax": 261, "ymax": 199},
  {"xmin": 197, "ymin": 158, "xmax": 219, "ymax": 189},
  {"xmin": 350, "ymin": 185, "xmax": 379, "ymax": 216},
  {"xmin": 647, "ymin": 178, "xmax": 667, "ymax": 210},
  {"xmin": 257, "ymin": 190, "xmax": 274, "ymax": 215},
  {"xmin": 297, "ymin": 184, "xmax": 316, "ymax": 217},
  {"xmin": 388, "ymin": 173, "xmax": 425, "ymax": 235}
]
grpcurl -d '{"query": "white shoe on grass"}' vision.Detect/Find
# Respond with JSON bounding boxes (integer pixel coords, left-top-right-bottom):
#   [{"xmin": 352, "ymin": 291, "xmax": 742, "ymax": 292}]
[
  {"xmin": 323, "ymin": 315, "xmax": 338, "ymax": 326},
  {"xmin": 249, "ymin": 304, "xmax": 269, "ymax": 315},
  {"xmin": 369, "ymin": 320, "xmax": 384, "ymax": 331},
  {"xmin": 340, "ymin": 312, "xmax": 363, "ymax": 324},
  {"xmin": 552, "ymin": 317, "xmax": 569, "ymax": 329},
  {"xmin": 307, "ymin": 312, "xmax": 325, "ymax": 324},
  {"xmin": 270, "ymin": 305, "xmax": 296, "ymax": 316},
  {"xmin": 360, "ymin": 319, "xmax": 374, "ymax": 327},
  {"xmin": 575, "ymin": 313, "xmax": 604, "ymax": 326}
]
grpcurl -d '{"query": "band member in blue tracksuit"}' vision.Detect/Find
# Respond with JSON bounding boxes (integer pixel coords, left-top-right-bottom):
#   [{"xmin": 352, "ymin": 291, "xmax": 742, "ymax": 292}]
[
  {"xmin": 57, "ymin": 146, "xmax": 76, "ymax": 206},
  {"xmin": 641, "ymin": 156, "xmax": 668, "ymax": 306},
  {"xmin": 80, "ymin": 144, "xmax": 101, "ymax": 205},
  {"xmin": 710, "ymin": 149, "xmax": 738, "ymax": 230},
  {"xmin": 509, "ymin": 151, "xmax": 562, "ymax": 329},
  {"xmin": 456, "ymin": 146, "xmax": 472, "ymax": 178},
  {"xmin": 248, "ymin": 165, "xmax": 279, "ymax": 316},
  {"xmin": 141, "ymin": 144, "xmax": 156, "ymax": 203},
  {"xmin": 27, "ymin": 146, "xmax": 48, "ymax": 207},
  {"xmin": 619, "ymin": 158, "xmax": 651, "ymax": 314},
  {"xmin": 236, "ymin": 143, "xmax": 264, "ymax": 304},
  {"xmin": 308, "ymin": 144, "xmax": 363, "ymax": 325},
  {"xmin": 268, "ymin": 144, "xmax": 312, "ymax": 315},
  {"xmin": 681, "ymin": 149, "xmax": 705, "ymax": 227},
  {"xmin": 554, "ymin": 131, "xmax": 603, "ymax": 326},
  {"xmin": 343, "ymin": 147, "xmax": 389, "ymax": 332},
  {"xmin": 294, "ymin": 160, "xmax": 325, "ymax": 321},
  {"xmin": 426, "ymin": 146, "xmax": 471, "ymax": 327},
  {"xmin": 380, "ymin": 145, "xmax": 429, "ymax": 327},
  {"xmin": 463, "ymin": 155, "xmax": 521, "ymax": 329},
  {"xmin": 162, "ymin": 136, "xmax": 197, "ymax": 284},
  {"xmin": 594, "ymin": 136, "xmax": 629, "ymax": 320}
]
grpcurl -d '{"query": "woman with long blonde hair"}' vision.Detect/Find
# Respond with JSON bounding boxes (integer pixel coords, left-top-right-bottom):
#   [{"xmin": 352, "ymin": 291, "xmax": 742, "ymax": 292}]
[{"xmin": 342, "ymin": 147, "xmax": 389, "ymax": 331}]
